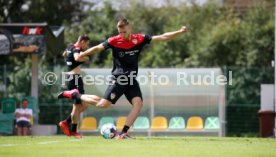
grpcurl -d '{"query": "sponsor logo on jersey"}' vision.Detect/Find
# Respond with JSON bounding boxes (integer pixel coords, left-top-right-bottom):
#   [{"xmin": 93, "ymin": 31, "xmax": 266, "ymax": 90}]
[
  {"xmin": 119, "ymin": 51, "xmax": 125, "ymax": 57},
  {"xmin": 132, "ymin": 39, "xmax": 138, "ymax": 44},
  {"xmin": 118, "ymin": 50, "xmax": 139, "ymax": 58},
  {"xmin": 125, "ymin": 50, "xmax": 139, "ymax": 56}
]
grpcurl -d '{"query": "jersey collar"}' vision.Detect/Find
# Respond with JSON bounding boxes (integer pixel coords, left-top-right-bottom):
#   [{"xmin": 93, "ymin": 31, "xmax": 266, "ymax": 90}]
[
  {"xmin": 119, "ymin": 33, "xmax": 132, "ymax": 41},
  {"xmin": 74, "ymin": 44, "xmax": 81, "ymax": 50}
]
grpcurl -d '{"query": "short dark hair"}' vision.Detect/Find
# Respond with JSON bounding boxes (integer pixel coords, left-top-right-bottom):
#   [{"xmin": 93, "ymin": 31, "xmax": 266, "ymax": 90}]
[
  {"xmin": 118, "ymin": 18, "xmax": 129, "ymax": 24},
  {"xmin": 22, "ymin": 98, "xmax": 28, "ymax": 103},
  {"xmin": 79, "ymin": 35, "xmax": 90, "ymax": 42},
  {"xmin": 117, "ymin": 18, "xmax": 129, "ymax": 27}
]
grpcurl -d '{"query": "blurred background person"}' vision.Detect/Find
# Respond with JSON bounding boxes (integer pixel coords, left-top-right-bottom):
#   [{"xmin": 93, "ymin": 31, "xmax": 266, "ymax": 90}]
[{"xmin": 15, "ymin": 99, "xmax": 33, "ymax": 136}]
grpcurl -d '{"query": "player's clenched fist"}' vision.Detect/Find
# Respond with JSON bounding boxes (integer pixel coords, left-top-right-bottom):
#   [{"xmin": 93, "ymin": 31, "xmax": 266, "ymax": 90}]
[{"xmin": 180, "ymin": 26, "xmax": 188, "ymax": 33}]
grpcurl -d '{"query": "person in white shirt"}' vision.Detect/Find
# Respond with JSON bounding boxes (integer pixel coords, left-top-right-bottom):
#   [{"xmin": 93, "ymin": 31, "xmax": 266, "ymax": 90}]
[{"xmin": 15, "ymin": 99, "xmax": 33, "ymax": 136}]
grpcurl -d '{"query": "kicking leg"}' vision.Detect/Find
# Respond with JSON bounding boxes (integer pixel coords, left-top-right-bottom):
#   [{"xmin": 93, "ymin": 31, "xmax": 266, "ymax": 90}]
[
  {"xmin": 95, "ymin": 99, "xmax": 112, "ymax": 108},
  {"xmin": 58, "ymin": 89, "xmax": 101, "ymax": 106},
  {"xmin": 80, "ymin": 94, "xmax": 101, "ymax": 105}
]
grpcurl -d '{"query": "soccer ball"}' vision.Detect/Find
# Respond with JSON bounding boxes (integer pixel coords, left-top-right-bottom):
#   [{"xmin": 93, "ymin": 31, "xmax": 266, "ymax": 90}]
[{"xmin": 100, "ymin": 123, "xmax": 117, "ymax": 139}]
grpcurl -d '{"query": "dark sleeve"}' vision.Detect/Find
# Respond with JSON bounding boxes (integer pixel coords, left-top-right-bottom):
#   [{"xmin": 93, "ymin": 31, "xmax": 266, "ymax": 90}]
[
  {"xmin": 143, "ymin": 34, "xmax": 152, "ymax": 45},
  {"xmin": 102, "ymin": 40, "xmax": 112, "ymax": 50},
  {"xmin": 72, "ymin": 48, "xmax": 80, "ymax": 54}
]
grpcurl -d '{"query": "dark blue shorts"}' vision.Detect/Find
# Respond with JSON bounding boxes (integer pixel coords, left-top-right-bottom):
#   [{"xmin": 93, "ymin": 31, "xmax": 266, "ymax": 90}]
[{"xmin": 16, "ymin": 121, "xmax": 31, "ymax": 128}]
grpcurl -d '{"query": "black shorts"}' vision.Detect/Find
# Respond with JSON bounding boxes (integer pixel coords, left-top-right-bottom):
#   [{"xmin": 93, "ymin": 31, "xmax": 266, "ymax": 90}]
[
  {"xmin": 66, "ymin": 74, "xmax": 85, "ymax": 94},
  {"xmin": 103, "ymin": 77, "xmax": 142, "ymax": 104},
  {"xmin": 16, "ymin": 121, "xmax": 31, "ymax": 128}
]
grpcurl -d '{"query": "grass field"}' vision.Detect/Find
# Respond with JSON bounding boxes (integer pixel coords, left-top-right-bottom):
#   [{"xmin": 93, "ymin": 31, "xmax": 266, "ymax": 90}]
[{"xmin": 0, "ymin": 136, "xmax": 275, "ymax": 157}]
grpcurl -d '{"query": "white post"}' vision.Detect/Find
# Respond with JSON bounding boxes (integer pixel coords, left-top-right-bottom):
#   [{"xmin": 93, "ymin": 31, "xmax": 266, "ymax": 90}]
[
  {"xmin": 274, "ymin": 0, "xmax": 276, "ymax": 138},
  {"xmin": 148, "ymin": 70, "xmax": 155, "ymax": 137},
  {"xmin": 219, "ymin": 67, "xmax": 227, "ymax": 137},
  {"xmin": 31, "ymin": 54, "xmax": 39, "ymax": 124}
]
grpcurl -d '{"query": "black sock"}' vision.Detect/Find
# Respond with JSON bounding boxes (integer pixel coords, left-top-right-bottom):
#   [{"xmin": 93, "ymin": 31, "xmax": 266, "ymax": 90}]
[
  {"xmin": 66, "ymin": 115, "xmax": 72, "ymax": 124},
  {"xmin": 122, "ymin": 125, "xmax": 130, "ymax": 133},
  {"xmin": 72, "ymin": 124, "xmax": 77, "ymax": 133},
  {"xmin": 72, "ymin": 93, "xmax": 82, "ymax": 104}
]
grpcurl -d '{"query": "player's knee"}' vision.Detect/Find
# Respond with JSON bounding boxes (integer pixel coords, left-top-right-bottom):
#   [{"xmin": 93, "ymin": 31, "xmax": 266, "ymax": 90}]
[
  {"xmin": 71, "ymin": 109, "xmax": 79, "ymax": 117},
  {"xmin": 133, "ymin": 100, "xmax": 143, "ymax": 108},
  {"xmin": 74, "ymin": 103, "xmax": 84, "ymax": 110},
  {"xmin": 96, "ymin": 103, "xmax": 110, "ymax": 108},
  {"xmin": 96, "ymin": 102, "xmax": 111, "ymax": 108},
  {"xmin": 71, "ymin": 113, "xmax": 76, "ymax": 120},
  {"xmin": 79, "ymin": 104, "xmax": 88, "ymax": 113}
]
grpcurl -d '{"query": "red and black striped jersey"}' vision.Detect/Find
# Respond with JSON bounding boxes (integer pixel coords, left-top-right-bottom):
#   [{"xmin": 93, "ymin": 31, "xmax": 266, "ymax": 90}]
[{"xmin": 103, "ymin": 34, "xmax": 152, "ymax": 76}]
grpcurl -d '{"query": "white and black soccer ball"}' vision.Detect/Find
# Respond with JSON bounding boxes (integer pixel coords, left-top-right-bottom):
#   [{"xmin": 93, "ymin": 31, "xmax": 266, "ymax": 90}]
[{"xmin": 100, "ymin": 123, "xmax": 117, "ymax": 139}]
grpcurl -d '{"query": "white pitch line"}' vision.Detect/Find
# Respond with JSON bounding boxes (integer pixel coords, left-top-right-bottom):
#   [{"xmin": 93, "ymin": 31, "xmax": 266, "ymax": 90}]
[
  {"xmin": 38, "ymin": 139, "xmax": 81, "ymax": 145},
  {"xmin": 0, "ymin": 144, "xmax": 17, "ymax": 147},
  {"xmin": 0, "ymin": 139, "xmax": 81, "ymax": 147}
]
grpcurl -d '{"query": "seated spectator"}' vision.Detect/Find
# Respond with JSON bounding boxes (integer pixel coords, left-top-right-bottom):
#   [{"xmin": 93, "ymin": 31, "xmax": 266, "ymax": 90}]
[{"xmin": 15, "ymin": 99, "xmax": 33, "ymax": 136}]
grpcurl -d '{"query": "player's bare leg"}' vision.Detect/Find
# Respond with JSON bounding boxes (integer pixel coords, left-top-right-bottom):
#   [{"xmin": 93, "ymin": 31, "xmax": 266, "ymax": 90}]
[
  {"xmin": 95, "ymin": 99, "xmax": 112, "ymax": 108},
  {"xmin": 58, "ymin": 89, "xmax": 110, "ymax": 108},
  {"xmin": 70, "ymin": 101, "xmax": 93, "ymax": 138},
  {"xmin": 126, "ymin": 97, "xmax": 143, "ymax": 126},
  {"xmin": 71, "ymin": 103, "xmax": 89, "ymax": 124},
  {"xmin": 58, "ymin": 98, "xmax": 93, "ymax": 136},
  {"xmin": 78, "ymin": 102, "xmax": 90, "ymax": 113},
  {"xmin": 77, "ymin": 96, "xmax": 111, "ymax": 109},
  {"xmin": 79, "ymin": 95, "xmax": 101, "ymax": 106},
  {"xmin": 70, "ymin": 104, "xmax": 82, "ymax": 138},
  {"xmin": 117, "ymin": 97, "xmax": 143, "ymax": 139}
]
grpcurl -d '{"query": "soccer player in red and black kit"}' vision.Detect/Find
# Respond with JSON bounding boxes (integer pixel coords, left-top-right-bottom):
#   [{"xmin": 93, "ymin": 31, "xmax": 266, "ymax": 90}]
[
  {"xmin": 58, "ymin": 18, "xmax": 188, "ymax": 139},
  {"xmin": 59, "ymin": 35, "xmax": 100, "ymax": 137}
]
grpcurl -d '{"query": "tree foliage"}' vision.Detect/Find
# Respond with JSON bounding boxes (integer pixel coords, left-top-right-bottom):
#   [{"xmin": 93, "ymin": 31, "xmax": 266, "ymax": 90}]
[
  {"xmin": 0, "ymin": 1, "xmax": 274, "ymax": 104},
  {"xmin": 64, "ymin": 1, "xmax": 274, "ymax": 68},
  {"xmin": 0, "ymin": 0, "xmax": 84, "ymax": 25},
  {"xmin": 1, "ymin": 1, "xmax": 273, "ymax": 67}
]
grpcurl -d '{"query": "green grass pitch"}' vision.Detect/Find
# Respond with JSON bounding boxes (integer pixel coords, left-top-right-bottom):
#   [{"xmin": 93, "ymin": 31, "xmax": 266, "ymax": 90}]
[{"xmin": 0, "ymin": 136, "xmax": 275, "ymax": 157}]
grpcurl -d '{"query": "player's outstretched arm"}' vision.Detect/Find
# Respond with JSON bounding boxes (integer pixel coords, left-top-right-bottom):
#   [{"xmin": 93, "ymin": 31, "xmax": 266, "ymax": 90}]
[
  {"xmin": 79, "ymin": 43, "xmax": 105, "ymax": 57},
  {"xmin": 74, "ymin": 53, "xmax": 90, "ymax": 62},
  {"xmin": 151, "ymin": 26, "xmax": 188, "ymax": 43}
]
